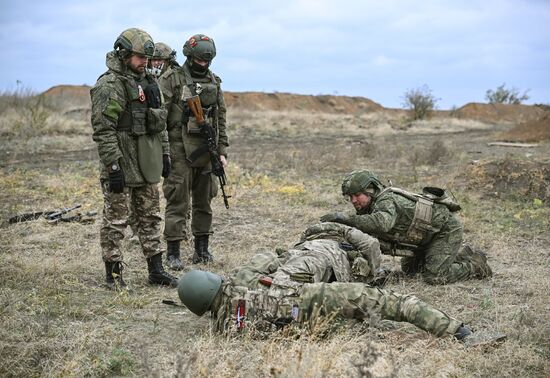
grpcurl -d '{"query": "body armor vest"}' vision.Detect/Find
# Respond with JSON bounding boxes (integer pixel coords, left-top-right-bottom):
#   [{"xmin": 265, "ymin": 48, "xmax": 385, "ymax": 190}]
[
  {"xmin": 118, "ymin": 75, "xmax": 156, "ymax": 134},
  {"xmin": 167, "ymin": 64, "xmax": 220, "ymax": 130},
  {"xmin": 376, "ymin": 187, "xmax": 437, "ymax": 245},
  {"xmin": 167, "ymin": 64, "xmax": 221, "ymax": 166}
]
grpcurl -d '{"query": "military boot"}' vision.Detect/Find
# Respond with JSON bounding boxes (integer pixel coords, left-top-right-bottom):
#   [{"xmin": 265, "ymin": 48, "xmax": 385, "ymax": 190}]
[
  {"xmin": 147, "ymin": 254, "xmax": 178, "ymax": 287},
  {"xmin": 192, "ymin": 235, "xmax": 214, "ymax": 264},
  {"xmin": 166, "ymin": 240, "xmax": 184, "ymax": 271},
  {"xmin": 461, "ymin": 245, "xmax": 493, "ymax": 278},
  {"xmin": 105, "ymin": 261, "xmax": 127, "ymax": 290}
]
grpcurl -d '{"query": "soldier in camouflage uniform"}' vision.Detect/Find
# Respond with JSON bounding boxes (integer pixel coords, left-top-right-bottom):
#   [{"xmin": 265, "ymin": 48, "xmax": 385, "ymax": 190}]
[
  {"xmin": 320, "ymin": 170, "xmax": 492, "ymax": 285},
  {"xmin": 159, "ymin": 34, "xmax": 229, "ymax": 270},
  {"xmin": 232, "ymin": 221, "xmax": 383, "ymax": 290},
  {"xmin": 146, "ymin": 42, "xmax": 180, "ymax": 79},
  {"xmin": 90, "ymin": 28, "xmax": 179, "ymax": 289},
  {"xmin": 176, "ymin": 223, "xmax": 472, "ymax": 340}
]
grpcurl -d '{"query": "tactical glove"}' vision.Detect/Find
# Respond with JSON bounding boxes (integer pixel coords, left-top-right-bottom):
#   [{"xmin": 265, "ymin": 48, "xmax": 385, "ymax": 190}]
[
  {"xmin": 162, "ymin": 154, "xmax": 171, "ymax": 178},
  {"xmin": 108, "ymin": 162, "xmax": 125, "ymax": 193},
  {"xmin": 144, "ymin": 82, "xmax": 162, "ymax": 109},
  {"xmin": 320, "ymin": 212, "xmax": 350, "ymax": 224}
]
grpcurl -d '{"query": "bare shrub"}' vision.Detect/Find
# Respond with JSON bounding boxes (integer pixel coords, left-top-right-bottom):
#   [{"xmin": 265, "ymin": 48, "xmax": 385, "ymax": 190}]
[
  {"xmin": 0, "ymin": 87, "xmax": 55, "ymax": 136},
  {"xmin": 401, "ymin": 85, "xmax": 439, "ymax": 120},
  {"xmin": 426, "ymin": 139, "xmax": 449, "ymax": 164},
  {"xmin": 485, "ymin": 83, "xmax": 530, "ymax": 104}
]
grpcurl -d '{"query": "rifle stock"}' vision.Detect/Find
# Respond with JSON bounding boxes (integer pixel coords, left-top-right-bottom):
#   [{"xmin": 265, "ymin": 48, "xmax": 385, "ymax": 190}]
[{"xmin": 186, "ymin": 96, "xmax": 205, "ymax": 124}]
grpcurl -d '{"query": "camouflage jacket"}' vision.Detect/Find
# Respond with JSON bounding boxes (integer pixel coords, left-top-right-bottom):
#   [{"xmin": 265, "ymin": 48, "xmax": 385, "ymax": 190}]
[
  {"xmin": 338, "ymin": 190, "xmax": 457, "ymax": 246},
  {"xmin": 212, "ymin": 231, "xmax": 377, "ymax": 333},
  {"xmin": 90, "ymin": 51, "xmax": 169, "ymax": 186},
  {"xmin": 159, "ymin": 61, "xmax": 228, "ymax": 160}
]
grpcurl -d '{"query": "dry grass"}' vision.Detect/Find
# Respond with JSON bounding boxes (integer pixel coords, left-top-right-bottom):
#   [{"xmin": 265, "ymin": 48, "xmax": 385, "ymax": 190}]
[{"xmin": 0, "ymin": 92, "xmax": 549, "ymax": 377}]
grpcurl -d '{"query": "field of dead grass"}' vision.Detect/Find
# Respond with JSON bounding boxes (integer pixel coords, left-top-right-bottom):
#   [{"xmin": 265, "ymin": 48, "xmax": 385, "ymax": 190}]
[{"xmin": 0, "ymin": 91, "xmax": 549, "ymax": 377}]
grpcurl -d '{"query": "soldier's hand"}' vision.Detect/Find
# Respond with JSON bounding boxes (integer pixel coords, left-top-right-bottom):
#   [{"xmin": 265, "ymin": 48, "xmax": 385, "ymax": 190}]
[
  {"xmin": 108, "ymin": 162, "xmax": 125, "ymax": 193},
  {"xmin": 320, "ymin": 212, "xmax": 349, "ymax": 224},
  {"xmin": 220, "ymin": 155, "xmax": 228, "ymax": 168},
  {"xmin": 162, "ymin": 154, "xmax": 171, "ymax": 178}
]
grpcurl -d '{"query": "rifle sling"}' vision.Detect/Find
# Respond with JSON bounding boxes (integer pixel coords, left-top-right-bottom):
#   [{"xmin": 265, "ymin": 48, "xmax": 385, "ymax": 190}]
[{"xmin": 186, "ymin": 144, "xmax": 209, "ymax": 163}]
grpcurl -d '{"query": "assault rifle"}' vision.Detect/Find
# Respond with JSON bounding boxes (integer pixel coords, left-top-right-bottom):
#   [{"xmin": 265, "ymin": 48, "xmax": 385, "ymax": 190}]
[
  {"xmin": 186, "ymin": 95, "xmax": 231, "ymax": 209},
  {"xmin": 341, "ymin": 240, "xmax": 416, "ymax": 258},
  {"xmin": 7, "ymin": 204, "xmax": 97, "ymax": 224},
  {"xmin": 379, "ymin": 240, "xmax": 417, "ymax": 258}
]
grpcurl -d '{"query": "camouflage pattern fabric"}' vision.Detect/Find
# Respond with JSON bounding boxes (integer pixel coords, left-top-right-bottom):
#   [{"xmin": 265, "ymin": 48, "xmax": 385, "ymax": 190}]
[
  {"xmin": 162, "ymin": 143, "xmax": 217, "ymax": 239},
  {"xmin": 330, "ymin": 191, "xmax": 476, "ymax": 285},
  {"xmin": 212, "ymin": 248, "xmax": 462, "ymax": 336},
  {"xmin": 100, "ymin": 181, "xmax": 162, "ymax": 261},
  {"xmin": 91, "ymin": 49, "xmax": 169, "ymax": 264},
  {"xmin": 211, "ymin": 237, "xmax": 462, "ymax": 336},
  {"xmin": 90, "ymin": 51, "xmax": 169, "ymax": 186},
  {"xmin": 115, "ymin": 28, "xmax": 155, "ymax": 56},
  {"xmin": 159, "ymin": 60, "xmax": 228, "ymax": 240},
  {"xmin": 300, "ymin": 222, "xmax": 381, "ymax": 278}
]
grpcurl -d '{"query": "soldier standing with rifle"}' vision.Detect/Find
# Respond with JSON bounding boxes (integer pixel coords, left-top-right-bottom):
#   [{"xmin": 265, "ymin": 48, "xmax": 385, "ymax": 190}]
[
  {"xmin": 90, "ymin": 28, "xmax": 179, "ymax": 290},
  {"xmin": 159, "ymin": 34, "xmax": 229, "ymax": 270}
]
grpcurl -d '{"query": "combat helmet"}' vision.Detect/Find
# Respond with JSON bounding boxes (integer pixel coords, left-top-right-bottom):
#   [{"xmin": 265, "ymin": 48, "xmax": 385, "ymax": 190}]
[
  {"xmin": 341, "ymin": 170, "xmax": 385, "ymax": 197},
  {"xmin": 114, "ymin": 28, "xmax": 155, "ymax": 58},
  {"xmin": 153, "ymin": 42, "xmax": 177, "ymax": 61},
  {"xmin": 183, "ymin": 34, "xmax": 216, "ymax": 61},
  {"xmin": 178, "ymin": 270, "xmax": 222, "ymax": 316}
]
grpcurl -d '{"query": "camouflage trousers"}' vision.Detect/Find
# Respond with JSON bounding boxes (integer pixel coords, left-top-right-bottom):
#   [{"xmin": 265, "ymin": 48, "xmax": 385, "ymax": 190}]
[
  {"xmin": 298, "ymin": 283, "xmax": 462, "ymax": 337},
  {"xmin": 162, "ymin": 140, "xmax": 218, "ymax": 241},
  {"xmin": 402, "ymin": 215, "xmax": 474, "ymax": 285},
  {"xmin": 100, "ymin": 180, "xmax": 162, "ymax": 262},
  {"xmin": 219, "ymin": 282, "xmax": 462, "ymax": 337}
]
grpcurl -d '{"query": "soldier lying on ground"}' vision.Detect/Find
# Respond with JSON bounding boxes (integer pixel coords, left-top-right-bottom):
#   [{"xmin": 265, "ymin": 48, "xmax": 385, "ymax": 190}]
[
  {"xmin": 321, "ymin": 170, "xmax": 493, "ymax": 285},
  {"xmin": 177, "ymin": 223, "xmax": 505, "ymax": 345}
]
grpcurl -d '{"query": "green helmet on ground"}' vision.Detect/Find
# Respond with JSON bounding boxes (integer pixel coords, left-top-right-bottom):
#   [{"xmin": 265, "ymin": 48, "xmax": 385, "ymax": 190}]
[
  {"xmin": 178, "ymin": 270, "xmax": 222, "ymax": 316},
  {"xmin": 153, "ymin": 42, "xmax": 176, "ymax": 61},
  {"xmin": 341, "ymin": 170, "xmax": 385, "ymax": 197},
  {"xmin": 114, "ymin": 28, "xmax": 155, "ymax": 57},
  {"xmin": 183, "ymin": 34, "xmax": 216, "ymax": 61}
]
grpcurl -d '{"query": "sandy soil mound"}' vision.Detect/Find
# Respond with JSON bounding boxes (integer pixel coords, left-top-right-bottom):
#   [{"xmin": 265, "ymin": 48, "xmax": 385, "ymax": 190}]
[
  {"xmin": 41, "ymin": 86, "xmax": 543, "ymax": 124},
  {"xmin": 463, "ymin": 159, "xmax": 550, "ymax": 201},
  {"xmin": 43, "ymin": 85, "xmax": 91, "ymax": 99},
  {"xmin": 454, "ymin": 102, "xmax": 544, "ymax": 124},
  {"xmin": 496, "ymin": 111, "xmax": 550, "ymax": 142},
  {"xmin": 224, "ymin": 91, "xmax": 383, "ymax": 113}
]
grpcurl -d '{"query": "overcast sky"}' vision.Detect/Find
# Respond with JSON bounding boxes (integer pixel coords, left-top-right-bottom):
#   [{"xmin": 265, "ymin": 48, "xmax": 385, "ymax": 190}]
[{"xmin": 1, "ymin": 0, "xmax": 548, "ymax": 108}]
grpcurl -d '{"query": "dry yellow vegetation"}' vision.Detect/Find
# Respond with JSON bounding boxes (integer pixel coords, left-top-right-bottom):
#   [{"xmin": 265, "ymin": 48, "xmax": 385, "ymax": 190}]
[{"xmin": 0, "ymin": 88, "xmax": 548, "ymax": 377}]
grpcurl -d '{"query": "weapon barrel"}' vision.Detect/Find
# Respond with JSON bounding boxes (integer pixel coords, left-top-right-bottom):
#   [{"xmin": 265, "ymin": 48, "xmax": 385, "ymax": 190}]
[
  {"xmin": 379, "ymin": 240, "xmax": 416, "ymax": 258},
  {"xmin": 45, "ymin": 204, "xmax": 82, "ymax": 221}
]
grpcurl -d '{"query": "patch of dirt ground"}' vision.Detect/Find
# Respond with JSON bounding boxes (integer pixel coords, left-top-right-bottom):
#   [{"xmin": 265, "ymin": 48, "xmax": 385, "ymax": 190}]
[{"xmin": 497, "ymin": 111, "xmax": 550, "ymax": 142}]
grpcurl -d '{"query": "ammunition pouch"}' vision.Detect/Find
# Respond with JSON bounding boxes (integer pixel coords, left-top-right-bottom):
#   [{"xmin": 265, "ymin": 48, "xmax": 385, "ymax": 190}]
[
  {"xmin": 146, "ymin": 108, "xmax": 167, "ymax": 134},
  {"xmin": 129, "ymin": 109, "xmax": 147, "ymax": 136},
  {"xmin": 406, "ymin": 197, "xmax": 434, "ymax": 244},
  {"xmin": 185, "ymin": 116, "xmax": 202, "ymax": 134},
  {"xmin": 119, "ymin": 108, "xmax": 166, "ymax": 136}
]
